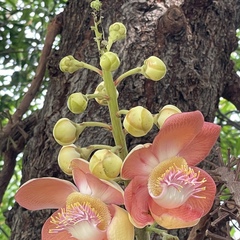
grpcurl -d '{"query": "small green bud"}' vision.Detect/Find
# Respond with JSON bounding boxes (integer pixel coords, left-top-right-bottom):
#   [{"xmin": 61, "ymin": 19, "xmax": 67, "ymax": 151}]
[
  {"xmin": 108, "ymin": 22, "xmax": 127, "ymax": 43},
  {"xmin": 89, "ymin": 149, "xmax": 122, "ymax": 180},
  {"xmin": 100, "ymin": 52, "xmax": 120, "ymax": 71},
  {"xmin": 123, "ymin": 106, "xmax": 154, "ymax": 137},
  {"xmin": 90, "ymin": 0, "xmax": 102, "ymax": 11},
  {"xmin": 155, "ymin": 105, "xmax": 181, "ymax": 128},
  {"xmin": 67, "ymin": 93, "xmax": 88, "ymax": 114},
  {"xmin": 58, "ymin": 144, "xmax": 81, "ymax": 175},
  {"xmin": 53, "ymin": 118, "xmax": 79, "ymax": 145},
  {"xmin": 94, "ymin": 81, "xmax": 119, "ymax": 106},
  {"xmin": 59, "ymin": 55, "xmax": 84, "ymax": 74},
  {"xmin": 141, "ymin": 56, "xmax": 166, "ymax": 81}
]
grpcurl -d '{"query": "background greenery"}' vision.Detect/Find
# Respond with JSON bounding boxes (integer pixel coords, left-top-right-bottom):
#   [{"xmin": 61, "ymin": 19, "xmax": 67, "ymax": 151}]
[{"xmin": 0, "ymin": 1, "xmax": 239, "ymax": 239}]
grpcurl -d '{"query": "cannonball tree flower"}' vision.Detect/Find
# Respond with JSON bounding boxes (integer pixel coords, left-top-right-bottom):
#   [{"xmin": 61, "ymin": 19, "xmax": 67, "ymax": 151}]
[
  {"xmin": 15, "ymin": 159, "xmax": 134, "ymax": 240},
  {"xmin": 121, "ymin": 111, "xmax": 221, "ymax": 229}
]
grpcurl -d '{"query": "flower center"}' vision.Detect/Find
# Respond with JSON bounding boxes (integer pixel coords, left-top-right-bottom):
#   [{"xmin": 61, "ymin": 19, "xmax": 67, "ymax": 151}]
[
  {"xmin": 49, "ymin": 192, "xmax": 111, "ymax": 239},
  {"xmin": 148, "ymin": 156, "xmax": 206, "ymax": 209}
]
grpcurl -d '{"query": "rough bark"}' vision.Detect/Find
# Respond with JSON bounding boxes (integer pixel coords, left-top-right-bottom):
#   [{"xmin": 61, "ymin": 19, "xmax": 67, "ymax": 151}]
[{"xmin": 5, "ymin": 0, "xmax": 240, "ymax": 239}]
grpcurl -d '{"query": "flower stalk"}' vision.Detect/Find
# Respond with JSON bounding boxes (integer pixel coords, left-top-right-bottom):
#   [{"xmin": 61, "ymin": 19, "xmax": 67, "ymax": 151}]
[
  {"xmin": 102, "ymin": 69, "xmax": 128, "ymax": 160},
  {"xmin": 115, "ymin": 67, "xmax": 142, "ymax": 86}
]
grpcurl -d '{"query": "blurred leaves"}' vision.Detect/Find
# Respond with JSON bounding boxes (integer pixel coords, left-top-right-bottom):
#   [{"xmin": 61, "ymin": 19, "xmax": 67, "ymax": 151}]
[
  {"xmin": 0, "ymin": 0, "xmax": 66, "ymax": 122},
  {"xmin": 0, "ymin": 0, "xmax": 65, "ymax": 238}
]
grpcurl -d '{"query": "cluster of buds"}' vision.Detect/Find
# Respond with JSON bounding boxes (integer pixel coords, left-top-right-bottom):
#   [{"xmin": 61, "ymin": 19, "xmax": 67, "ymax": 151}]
[{"xmin": 53, "ymin": 20, "xmax": 171, "ymax": 180}]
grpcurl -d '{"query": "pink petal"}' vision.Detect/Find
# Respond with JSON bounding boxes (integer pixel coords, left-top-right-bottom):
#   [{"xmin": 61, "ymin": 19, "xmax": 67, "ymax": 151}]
[
  {"xmin": 152, "ymin": 111, "xmax": 204, "ymax": 162},
  {"xmin": 15, "ymin": 178, "xmax": 78, "ymax": 210},
  {"xmin": 184, "ymin": 166, "xmax": 216, "ymax": 215},
  {"xmin": 149, "ymin": 198, "xmax": 202, "ymax": 229},
  {"xmin": 124, "ymin": 176, "xmax": 154, "ymax": 228},
  {"xmin": 107, "ymin": 205, "xmax": 134, "ymax": 240},
  {"xmin": 42, "ymin": 211, "xmax": 77, "ymax": 240},
  {"xmin": 121, "ymin": 144, "xmax": 159, "ymax": 180},
  {"xmin": 178, "ymin": 122, "xmax": 221, "ymax": 166},
  {"xmin": 71, "ymin": 158, "xmax": 91, "ymax": 173},
  {"xmin": 71, "ymin": 160, "xmax": 124, "ymax": 205},
  {"xmin": 71, "ymin": 159, "xmax": 92, "ymax": 195}
]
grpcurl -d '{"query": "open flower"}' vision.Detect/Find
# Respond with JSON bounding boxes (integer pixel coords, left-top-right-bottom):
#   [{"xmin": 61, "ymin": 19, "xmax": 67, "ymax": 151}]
[
  {"xmin": 121, "ymin": 111, "xmax": 221, "ymax": 229},
  {"xmin": 15, "ymin": 159, "xmax": 134, "ymax": 240}
]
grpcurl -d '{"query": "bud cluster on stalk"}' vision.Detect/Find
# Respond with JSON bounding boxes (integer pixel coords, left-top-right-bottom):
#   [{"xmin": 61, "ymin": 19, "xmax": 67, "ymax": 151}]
[{"xmin": 53, "ymin": 18, "xmax": 173, "ymax": 181}]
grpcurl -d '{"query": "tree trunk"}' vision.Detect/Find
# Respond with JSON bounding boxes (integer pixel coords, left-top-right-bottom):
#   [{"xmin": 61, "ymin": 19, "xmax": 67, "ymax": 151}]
[{"xmin": 6, "ymin": 0, "xmax": 240, "ymax": 239}]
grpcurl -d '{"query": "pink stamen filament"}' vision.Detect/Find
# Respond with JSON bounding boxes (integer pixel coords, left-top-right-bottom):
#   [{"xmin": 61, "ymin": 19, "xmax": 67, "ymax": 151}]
[
  {"xmin": 49, "ymin": 202, "xmax": 101, "ymax": 233},
  {"xmin": 160, "ymin": 165, "xmax": 206, "ymax": 198}
]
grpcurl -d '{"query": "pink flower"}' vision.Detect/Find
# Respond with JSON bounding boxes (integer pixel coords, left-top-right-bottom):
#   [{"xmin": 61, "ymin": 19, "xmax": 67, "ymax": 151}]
[
  {"xmin": 15, "ymin": 159, "xmax": 134, "ymax": 240},
  {"xmin": 121, "ymin": 111, "xmax": 221, "ymax": 229}
]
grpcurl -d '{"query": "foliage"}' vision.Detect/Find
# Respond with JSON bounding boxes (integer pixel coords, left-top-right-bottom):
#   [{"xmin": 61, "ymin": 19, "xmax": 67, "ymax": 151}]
[{"xmin": 0, "ymin": 0, "xmax": 65, "ymax": 238}]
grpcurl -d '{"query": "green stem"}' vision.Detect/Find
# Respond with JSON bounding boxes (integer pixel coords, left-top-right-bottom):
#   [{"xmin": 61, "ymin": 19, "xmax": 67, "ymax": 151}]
[
  {"xmin": 78, "ymin": 121, "xmax": 111, "ymax": 130},
  {"xmin": 78, "ymin": 144, "xmax": 121, "ymax": 160},
  {"xmin": 83, "ymin": 62, "xmax": 102, "ymax": 75},
  {"xmin": 146, "ymin": 226, "xmax": 179, "ymax": 240},
  {"xmin": 115, "ymin": 67, "xmax": 142, "ymax": 87},
  {"xmin": 102, "ymin": 70, "xmax": 128, "ymax": 160},
  {"xmin": 135, "ymin": 227, "xmax": 150, "ymax": 240},
  {"xmin": 86, "ymin": 93, "xmax": 108, "ymax": 100}
]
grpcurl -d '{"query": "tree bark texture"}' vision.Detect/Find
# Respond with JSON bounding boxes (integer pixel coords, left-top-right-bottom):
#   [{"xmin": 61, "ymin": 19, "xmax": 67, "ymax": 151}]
[{"xmin": 6, "ymin": 0, "xmax": 240, "ymax": 239}]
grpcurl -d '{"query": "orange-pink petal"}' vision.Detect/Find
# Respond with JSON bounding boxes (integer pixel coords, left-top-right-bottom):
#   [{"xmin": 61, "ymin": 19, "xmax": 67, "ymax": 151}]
[
  {"xmin": 121, "ymin": 143, "xmax": 159, "ymax": 180},
  {"xmin": 15, "ymin": 178, "xmax": 78, "ymax": 210},
  {"xmin": 178, "ymin": 122, "xmax": 221, "ymax": 166},
  {"xmin": 149, "ymin": 198, "xmax": 202, "ymax": 229},
  {"xmin": 42, "ymin": 210, "xmax": 77, "ymax": 240},
  {"xmin": 124, "ymin": 176, "xmax": 154, "ymax": 228},
  {"xmin": 152, "ymin": 111, "xmax": 204, "ymax": 162},
  {"xmin": 71, "ymin": 159, "xmax": 124, "ymax": 205}
]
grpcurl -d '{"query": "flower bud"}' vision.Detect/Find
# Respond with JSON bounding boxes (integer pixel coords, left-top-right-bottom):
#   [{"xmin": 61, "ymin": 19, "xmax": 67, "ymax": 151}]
[
  {"xmin": 58, "ymin": 144, "xmax": 81, "ymax": 175},
  {"xmin": 53, "ymin": 118, "xmax": 79, "ymax": 145},
  {"xmin": 94, "ymin": 81, "xmax": 119, "ymax": 106},
  {"xmin": 90, "ymin": 0, "xmax": 102, "ymax": 11},
  {"xmin": 108, "ymin": 22, "xmax": 127, "ymax": 43},
  {"xmin": 156, "ymin": 105, "xmax": 181, "ymax": 128},
  {"xmin": 67, "ymin": 92, "xmax": 88, "ymax": 114},
  {"xmin": 89, "ymin": 149, "xmax": 122, "ymax": 180},
  {"xmin": 59, "ymin": 55, "xmax": 84, "ymax": 74},
  {"xmin": 141, "ymin": 56, "xmax": 166, "ymax": 81},
  {"xmin": 100, "ymin": 52, "xmax": 120, "ymax": 71},
  {"xmin": 123, "ymin": 106, "xmax": 154, "ymax": 137}
]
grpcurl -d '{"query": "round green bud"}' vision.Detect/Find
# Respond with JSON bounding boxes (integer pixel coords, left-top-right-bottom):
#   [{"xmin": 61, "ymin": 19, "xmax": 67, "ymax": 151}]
[
  {"xmin": 67, "ymin": 92, "xmax": 88, "ymax": 114},
  {"xmin": 141, "ymin": 56, "xmax": 167, "ymax": 81},
  {"xmin": 109, "ymin": 22, "xmax": 127, "ymax": 42},
  {"xmin": 59, "ymin": 55, "xmax": 84, "ymax": 74},
  {"xmin": 89, "ymin": 149, "xmax": 122, "ymax": 180},
  {"xmin": 123, "ymin": 106, "xmax": 154, "ymax": 137},
  {"xmin": 90, "ymin": 0, "xmax": 102, "ymax": 11},
  {"xmin": 156, "ymin": 105, "xmax": 181, "ymax": 128},
  {"xmin": 100, "ymin": 52, "xmax": 120, "ymax": 71},
  {"xmin": 53, "ymin": 118, "xmax": 78, "ymax": 145},
  {"xmin": 58, "ymin": 144, "xmax": 80, "ymax": 175}
]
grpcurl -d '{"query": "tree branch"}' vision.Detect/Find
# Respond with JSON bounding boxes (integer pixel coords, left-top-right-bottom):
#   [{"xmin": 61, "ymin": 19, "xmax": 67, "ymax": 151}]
[
  {"xmin": 0, "ymin": 13, "xmax": 63, "ymax": 203},
  {"xmin": 0, "ymin": 13, "xmax": 63, "ymax": 143}
]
